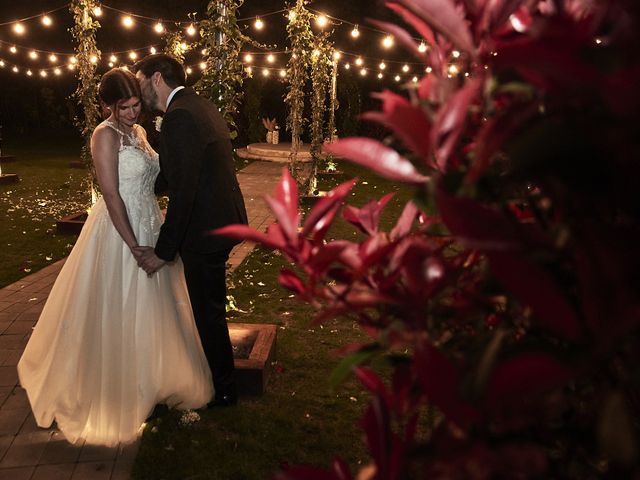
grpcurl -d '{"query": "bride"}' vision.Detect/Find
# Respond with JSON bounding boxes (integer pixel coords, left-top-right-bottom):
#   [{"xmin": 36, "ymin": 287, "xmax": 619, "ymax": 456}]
[{"xmin": 17, "ymin": 68, "xmax": 213, "ymax": 447}]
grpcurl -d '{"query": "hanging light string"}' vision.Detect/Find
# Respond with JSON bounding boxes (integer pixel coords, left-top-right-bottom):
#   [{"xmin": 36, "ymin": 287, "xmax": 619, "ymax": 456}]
[{"xmin": 0, "ymin": 3, "xmax": 70, "ymax": 26}]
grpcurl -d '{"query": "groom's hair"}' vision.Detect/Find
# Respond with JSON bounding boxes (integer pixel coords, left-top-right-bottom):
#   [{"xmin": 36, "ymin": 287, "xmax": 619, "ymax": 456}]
[{"xmin": 134, "ymin": 54, "xmax": 186, "ymax": 88}]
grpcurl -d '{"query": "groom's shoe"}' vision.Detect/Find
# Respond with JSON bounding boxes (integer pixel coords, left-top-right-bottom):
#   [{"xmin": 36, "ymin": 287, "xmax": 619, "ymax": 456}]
[{"xmin": 207, "ymin": 392, "xmax": 238, "ymax": 408}]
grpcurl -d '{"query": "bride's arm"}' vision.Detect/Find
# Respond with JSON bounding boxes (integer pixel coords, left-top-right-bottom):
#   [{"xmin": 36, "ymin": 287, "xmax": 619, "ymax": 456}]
[{"xmin": 90, "ymin": 126, "xmax": 139, "ymax": 252}]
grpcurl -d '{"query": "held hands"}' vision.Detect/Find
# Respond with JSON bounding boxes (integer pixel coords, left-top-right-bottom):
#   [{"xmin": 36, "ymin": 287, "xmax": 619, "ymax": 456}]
[{"xmin": 132, "ymin": 246, "xmax": 166, "ymax": 275}]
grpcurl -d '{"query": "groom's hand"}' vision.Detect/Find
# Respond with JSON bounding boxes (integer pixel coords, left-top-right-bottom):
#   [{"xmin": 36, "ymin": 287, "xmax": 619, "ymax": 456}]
[{"xmin": 133, "ymin": 246, "xmax": 166, "ymax": 275}]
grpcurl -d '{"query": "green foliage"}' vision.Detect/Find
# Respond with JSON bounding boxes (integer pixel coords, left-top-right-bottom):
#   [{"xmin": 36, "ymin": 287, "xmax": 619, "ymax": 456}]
[
  {"xmin": 309, "ymin": 33, "xmax": 333, "ymax": 158},
  {"xmin": 284, "ymin": 0, "xmax": 314, "ymax": 173},
  {"xmin": 69, "ymin": 0, "xmax": 101, "ymax": 188},
  {"xmin": 163, "ymin": 30, "xmax": 189, "ymax": 62},
  {"xmin": 195, "ymin": 0, "xmax": 247, "ymax": 139}
]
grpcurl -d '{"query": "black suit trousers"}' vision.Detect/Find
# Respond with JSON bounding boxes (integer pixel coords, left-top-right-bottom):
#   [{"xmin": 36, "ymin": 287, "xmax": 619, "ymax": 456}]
[{"xmin": 180, "ymin": 249, "xmax": 235, "ymax": 395}]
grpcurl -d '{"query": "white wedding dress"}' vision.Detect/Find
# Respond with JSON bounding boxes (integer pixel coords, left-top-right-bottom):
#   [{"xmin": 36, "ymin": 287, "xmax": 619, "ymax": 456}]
[{"xmin": 17, "ymin": 121, "xmax": 213, "ymax": 447}]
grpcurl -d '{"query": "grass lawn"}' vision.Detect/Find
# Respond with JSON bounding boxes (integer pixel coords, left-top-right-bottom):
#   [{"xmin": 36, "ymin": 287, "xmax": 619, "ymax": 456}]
[
  {"xmin": 1, "ymin": 133, "xmax": 414, "ymax": 479},
  {"xmin": 0, "ymin": 130, "xmax": 87, "ymax": 288}
]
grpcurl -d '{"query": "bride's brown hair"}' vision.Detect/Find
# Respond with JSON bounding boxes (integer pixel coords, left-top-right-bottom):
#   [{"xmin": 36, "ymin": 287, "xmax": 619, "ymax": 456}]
[{"xmin": 98, "ymin": 68, "xmax": 141, "ymax": 121}]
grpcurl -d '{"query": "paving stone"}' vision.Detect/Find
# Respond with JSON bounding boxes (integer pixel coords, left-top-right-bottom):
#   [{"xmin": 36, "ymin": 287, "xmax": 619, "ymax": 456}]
[
  {"xmin": 4, "ymin": 322, "xmax": 34, "ymax": 335},
  {"xmin": 17, "ymin": 413, "xmax": 45, "ymax": 435},
  {"xmin": 0, "ymin": 367, "xmax": 18, "ymax": 387},
  {"xmin": 0, "ymin": 336, "xmax": 28, "ymax": 351},
  {"xmin": 0, "ymin": 386, "xmax": 11, "ymax": 407},
  {"xmin": 0, "ymin": 313, "xmax": 19, "ymax": 323},
  {"xmin": 0, "ymin": 435, "xmax": 13, "ymax": 461},
  {"xmin": 1, "ymin": 351, "xmax": 22, "ymax": 367},
  {"xmin": 31, "ymin": 463, "xmax": 75, "ymax": 480},
  {"xmin": 70, "ymin": 461, "xmax": 114, "ymax": 480},
  {"xmin": 0, "ymin": 430, "xmax": 52, "ymax": 467},
  {"xmin": 14, "ymin": 312, "xmax": 40, "ymax": 323},
  {"xmin": 1, "ymin": 387, "xmax": 29, "ymax": 410},
  {"xmin": 0, "ymin": 408, "xmax": 29, "ymax": 436},
  {"xmin": 78, "ymin": 443, "xmax": 119, "ymax": 463},
  {"xmin": 40, "ymin": 433, "xmax": 83, "ymax": 464},
  {"xmin": 0, "ymin": 466, "xmax": 35, "ymax": 480}
]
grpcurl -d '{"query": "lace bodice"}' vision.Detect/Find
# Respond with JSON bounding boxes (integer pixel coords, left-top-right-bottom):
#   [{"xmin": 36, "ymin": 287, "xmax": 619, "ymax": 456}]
[{"xmin": 103, "ymin": 121, "xmax": 160, "ymax": 199}]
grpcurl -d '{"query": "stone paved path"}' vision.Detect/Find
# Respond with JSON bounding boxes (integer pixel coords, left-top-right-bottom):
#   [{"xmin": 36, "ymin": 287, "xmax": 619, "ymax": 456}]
[{"xmin": 0, "ymin": 161, "xmax": 285, "ymax": 480}]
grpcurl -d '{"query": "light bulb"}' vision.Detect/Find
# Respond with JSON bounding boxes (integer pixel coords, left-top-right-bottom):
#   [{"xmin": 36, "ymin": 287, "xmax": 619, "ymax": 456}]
[
  {"xmin": 49, "ymin": 54, "xmax": 57, "ymax": 63},
  {"xmin": 267, "ymin": 54, "xmax": 275, "ymax": 63},
  {"xmin": 199, "ymin": 62, "xmax": 207, "ymax": 70},
  {"xmin": 13, "ymin": 23, "xmax": 25, "ymax": 34},
  {"xmin": 110, "ymin": 55, "xmax": 117, "ymax": 62},
  {"xmin": 29, "ymin": 51, "xmax": 38, "ymax": 60},
  {"xmin": 40, "ymin": 70, "xmax": 47, "ymax": 77},
  {"xmin": 418, "ymin": 42, "xmax": 427, "ymax": 53},
  {"xmin": 187, "ymin": 24, "xmax": 196, "ymax": 36},
  {"xmin": 122, "ymin": 16, "xmax": 134, "ymax": 28},
  {"xmin": 394, "ymin": 75, "xmax": 400, "ymax": 82},
  {"xmin": 316, "ymin": 15, "xmax": 328, "ymax": 28},
  {"xmin": 90, "ymin": 55, "xmax": 98, "ymax": 64},
  {"xmin": 10, "ymin": 46, "xmax": 17, "ymax": 54},
  {"xmin": 150, "ymin": 47, "xmax": 156, "ymax": 54},
  {"xmin": 54, "ymin": 68, "xmax": 61, "ymax": 75},
  {"xmin": 186, "ymin": 67, "xmax": 193, "ymax": 74},
  {"xmin": 382, "ymin": 35, "xmax": 394, "ymax": 49},
  {"xmin": 129, "ymin": 51, "xmax": 137, "ymax": 60},
  {"xmin": 377, "ymin": 72, "xmax": 383, "ymax": 79},
  {"xmin": 279, "ymin": 69, "xmax": 286, "ymax": 77},
  {"xmin": 42, "ymin": 15, "xmax": 52, "ymax": 26},
  {"xmin": 93, "ymin": 7, "xmax": 102, "ymax": 17},
  {"xmin": 402, "ymin": 64, "xmax": 409, "ymax": 72},
  {"xmin": 262, "ymin": 68, "xmax": 270, "ymax": 76},
  {"xmin": 154, "ymin": 22, "xmax": 164, "ymax": 33},
  {"xmin": 244, "ymin": 53, "xmax": 253, "ymax": 63},
  {"xmin": 333, "ymin": 51, "xmax": 341, "ymax": 60},
  {"xmin": 351, "ymin": 26, "xmax": 360, "ymax": 38},
  {"xmin": 379, "ymin": 62, "xmax": 386, "ymax": 70},
  {"xmin": 360, "ymin": 68, "xmax": 367, "ymax": 76},
  {"xmin": 254, "ymin": 17, "xmax": 263, "ymax": 30},
  {"xmin": 355, "ymin": 57, "xmax": 363, "ymax": 66}
]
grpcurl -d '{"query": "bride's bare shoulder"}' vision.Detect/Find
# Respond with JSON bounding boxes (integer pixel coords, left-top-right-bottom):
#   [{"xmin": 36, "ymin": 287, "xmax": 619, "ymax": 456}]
[{"xmin": 92, "ymin": 123, "xmax": 119, "ymax": 143}]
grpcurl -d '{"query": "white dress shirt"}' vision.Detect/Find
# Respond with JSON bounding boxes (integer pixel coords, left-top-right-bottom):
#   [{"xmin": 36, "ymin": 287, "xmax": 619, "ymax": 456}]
[{"xmin": 166, "ymin": 86, "xmax": 185, "ymax": 110}]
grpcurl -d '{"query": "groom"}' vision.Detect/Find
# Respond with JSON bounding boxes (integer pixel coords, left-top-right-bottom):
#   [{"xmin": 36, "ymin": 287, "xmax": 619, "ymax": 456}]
[{"xmin": 133, "ymin": 54, "xmax": 248, "ymax": 407}]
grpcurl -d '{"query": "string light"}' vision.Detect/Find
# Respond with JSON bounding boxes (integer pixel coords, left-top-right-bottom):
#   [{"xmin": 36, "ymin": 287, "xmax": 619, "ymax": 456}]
[
  {"xmin": 244, "ymin": 53, "xmax": 253, "ymax": 63},
  {"xmin": 0, "ymin": 61, "xmax": 4, "ymax": 67},
  {"xmin": 262, "ymin": 68, "xmax": 270, "ymax": 76},
  {"xmin": 448, "ymin": 64, "xmax": 459, "ymax": 75},
  {"xmin": 288, "ymin": 11, "xmax": 296, "ymax": 21},
  {"xmin": 150, "ymin": 47, "xmax": 157, "ymax": 54},
  {"xmin": 129, "ymin": 51, "xmax": 138, "ymax": 60},
  {"xmin": 122, "ymin": 16, "xmax": 134, "ymax": 28},
  {"xmin": 10, "ymin": 46, "xmax": 17, "ymax": 54},
  {"xmin": 412, "ymin": 76, "xmax": 418, "ymax": 83},
  {"xmin": 333, "ymin": 51, "xmax": 341, "ymax": 60},
  {"xmin": 54, "ymin": 67, "xmax": 61, "ymax": 75},
  {"xmin": 382, "ymin": 35, "xmax": 394, "ymax": 49},
  {"xmin": 355, "ymin": 57, "xmax": 363, "ymax": 66},
  {"xmin": 402, "ymin": 64, "xmax": 409, "ymax": 72},
  {"xmin": 26, "ymin": 69, "xmax": 32, "ymax": 76},
  {"xmin": 180, "ymin": 42, "xmax": 188, "ymax": 51},
  {"xmin": 40, "ymin": 70, "xmax": 47, "ymax": 77},
  {"xmin": 154, "ymin": 22, "xmax": 164, "ymax": 33},
  {"xmin": 351, "ymin": 25, "xmax": 360, "ymax": 38},
  {"xmin": 186, "ymin": 67, "xmax": 193, "ymax": 74},
  {"xmin": 344, "ymin": 63, "xmax": 350, "ymax": 69},
  {"xmin": 267, "ymin": 54, "xmax": 275, "ymax": 63},
  {"xmin": 452, "ymin": 50, "xmax": 461, "ymax": 58},
  {"xmin": 13, "ymin": 23, "xmax": 25, "ymax": 35},
  {"xmin": 245, "ymin": 66, "xmax": 252, "ymax": 74},
  {"xmin": 48, "ymin": 54, "xmax": 57, "ymax": 63},
  {"xmin": 90, "ymin": 55, "xmax": 98, "ymax": 64},
  {"xmin": 201, "ymin": 48, "xmax": 208, "ymax": 55},
  {"xmin": 418, "ymin": 42, "xmax": 427, "ymax": 53},
  {"xmin": 70, "ymin": 56, "xmax": 77, "ymax": 64},
  {"xmin": 394, "ymin": 75, "xmax": 400, "ymax": 82},
  {"xmin": 108, "ymin": 62, "xmax": 114, "ymax": 67},
  {"xmin": 315, "ymin": 14, "xmax": 328, "ymax": 28},
  {"xmin": 379, "ymin": 62, "xmax": 386, "ymax": 70},
  {"xmin": 29, "ymin": 51, "xmax": 38, "ymax": 60},
  {"xmin": 109, "ymin": 54, "xmax": 117, "ymax": 62},
  {"xmin": 186, "ymin": 24, "xmax": 197, "ymax": 36},
  {"xmin": 67, "ymin": 63, "xmax": 75, "ymax": 70},
  {"xmin": 12, "ymin": 66, "xmax": 19, "ymax": 73},
  {"xmin": 279, "ymin": 69, "xmax": 286, "ymax": 77},
  {"xmin": 93, "ymin": 6, "xmax": 103, "ymax": 17},
  {"xmin": 254, "ymin": 17, "xmax": 264, "ymax": 30},
  {"xmin": 377, "ymin": 72, "xmax": 383, "ymax": 79},
  {"xmin": 42, "ymin": 15, "xmax": 53, "ymax": 27},
  {"xmin": 199, "ymin": 61, "xmax": 207, "ymax": 70},
  {"xmin": 425, "ymin": 66, "xmax": 432, "ymax": 73},
  {"xmin": 360, "ymin": 68, "xmax": 367, "ymax": 76}
]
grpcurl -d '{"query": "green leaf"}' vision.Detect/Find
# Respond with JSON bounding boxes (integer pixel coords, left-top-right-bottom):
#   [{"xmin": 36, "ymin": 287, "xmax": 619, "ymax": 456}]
[{"xmin": 329, "ymin": 345, "xmax": 380, "ymax": 391}]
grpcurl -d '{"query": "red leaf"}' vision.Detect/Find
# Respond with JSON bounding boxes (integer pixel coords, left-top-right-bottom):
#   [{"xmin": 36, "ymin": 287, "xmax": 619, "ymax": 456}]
[
  {"xmin": 211, "ymin": 224, "xmax": 283, "ymax": 249},
  {"xmin": 436, "ymin": 189, "xmax": 582, "ymax": 340},
  {"xmin": 301, "ymin": 178, "xmax": 358, "ymax": 239},
  {"xmin": 414, "ymin": 342, "xmax": 480, "ymax": 428},
  {"xmin": 324, "ymin": 138, "xmax": 429, "ymax": 185},
  {"xmin": 342, "ymin": 193, "xmax": 396, "ymax": 236},
  {"xmin": 390, "ymin": 201, "xmax": 419, "ymax": 240},
  {"xmin": 275, "ymin": 167, "xmax": 299, "ymax": 220},
  {"xmin": 396, "ymin": 0, "xmax": 476, "ymax": 54},
  {"xmin": 478, "ymin": 0, "xmax": 527, "ymax": 34},
  {"xmin": 387, "ymin": 2, "xmax": 437, "ymax": 46},
  {"xmin": 431, "ymin": 77, "xmax": 484, "ymax": 170},
  {"xmin": 362, "ymin": 90, "xmax": 433, "ymax": 164},
  {"xmin": 484, "ymin": 353, "xmax": 574, "ymax": 408},
  {"xmin": 367, "ymin": 19, "xmax": 426, "ymax": 62},
  {"xmin": 264, "ymin": 195, "xmax": 299, "ymax": 246},
  {"xmin": 361, "ymin": 397, "xmax": 391, "ymax": 477},
  {"xmin": 278, "ymin": 269, "xmax": 307, "ymax": 296},
  {"xmin": 354, "ymin": 366, "xmax": 390, "ymax": 401}
]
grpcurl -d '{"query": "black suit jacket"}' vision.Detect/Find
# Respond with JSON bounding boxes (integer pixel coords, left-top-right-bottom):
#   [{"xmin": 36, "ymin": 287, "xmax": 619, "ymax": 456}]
[{"xmin": 154, "ymin": 87, "xmax": 248, "ymax": 261}]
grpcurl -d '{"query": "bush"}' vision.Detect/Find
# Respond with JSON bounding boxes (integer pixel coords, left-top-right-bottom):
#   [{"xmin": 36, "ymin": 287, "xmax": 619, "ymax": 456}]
[{"xmin": 218, "ymin": 0, "xmax": 640, "ymax": 478}]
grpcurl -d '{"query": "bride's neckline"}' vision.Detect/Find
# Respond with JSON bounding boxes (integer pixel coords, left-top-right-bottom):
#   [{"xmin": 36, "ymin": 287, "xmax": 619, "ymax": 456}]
[{"xmin": 104, "ymin": 120, "xmax": 135, "ymax": 136}]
